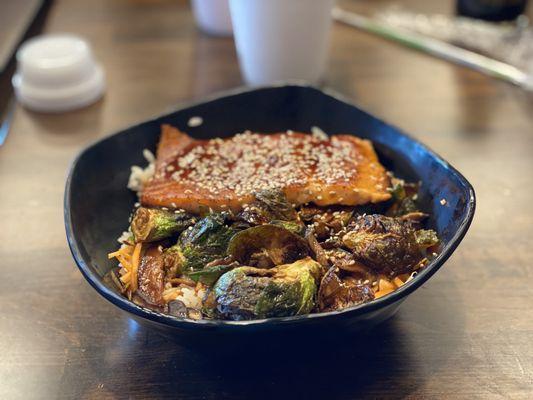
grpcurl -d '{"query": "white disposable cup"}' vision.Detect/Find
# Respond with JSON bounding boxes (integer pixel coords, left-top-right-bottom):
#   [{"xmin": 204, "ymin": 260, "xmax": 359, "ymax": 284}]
[
  {"xmin": 229, "ymin": 0, "xmax": 335, "ymax": 86},
  {"xmin": 191, "ymin": 0, "xmax": 233, "ymax": 36}
]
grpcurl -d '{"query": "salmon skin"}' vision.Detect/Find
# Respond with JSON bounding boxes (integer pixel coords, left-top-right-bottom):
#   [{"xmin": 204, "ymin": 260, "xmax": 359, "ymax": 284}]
[{"xmin": 141, "ymin": 125, "xmax": 391, "ymax": 213}]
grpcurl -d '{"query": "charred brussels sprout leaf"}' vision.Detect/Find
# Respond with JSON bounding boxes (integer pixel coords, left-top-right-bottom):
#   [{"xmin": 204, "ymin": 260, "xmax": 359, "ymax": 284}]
[
  {"xmin": 254, "ymin": 189, "xmax": 299, "ymax": 221},
  {"xmin": 179, "ymin": 213, "xmax": 226, "ymax": 246},
  {"xmin": 131, "ymin": 207, "xmax": 195, "ymax": 242},
  {"xmin": 298, "ymin": 206, "xmax": 354, "ymax": 240},
  {"xmin": 201, "ymin": 289, "xmax": 218, "ymax": 319},
  {"xmin": 318, "ymin": 267, "xmax": 374, "ymax": 312},
  {"xmin": 214, "ymin": 258, "xmax": 321, "ymax": 320},
  {"xmin": 270, "ymin": 220, "xmax": 305, "ymax": 236},
  {"xmin": 237, "ymin": 189, "xmax": 299, "ymax": 226},
  {"xmin": 387, "ymin": 179, "xmax": 420, "ymax": 217},
  {"xmin": 305, "ymin": 227, "xmax": 329, "ymax": 269},
  {"xmin": 324, "ymin": 247, "xmax": 375, "ymax": 280},
  {"xmin": 227, "ymin": 225, "xmax": 309, "ymax": 267},
  {"xmin": 178, "ymin": 213, "xmax": 237, "ymax": 271},
  {"xmin": 342, "ymin": 214, "xmax": 437, "ymax": 274},
  {"xmin": 414, "ymin": 229, "xmax": 439, "ymax": 248},
  {"xmin": 187, "ymin": 262, "xmax": 238, "ymax": 286}
]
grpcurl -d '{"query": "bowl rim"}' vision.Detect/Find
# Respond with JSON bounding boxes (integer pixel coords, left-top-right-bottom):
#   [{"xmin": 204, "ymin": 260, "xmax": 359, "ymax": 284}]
[{"xmin": 64, "ymin": 83, "xmax": 476, "ymax": 329}]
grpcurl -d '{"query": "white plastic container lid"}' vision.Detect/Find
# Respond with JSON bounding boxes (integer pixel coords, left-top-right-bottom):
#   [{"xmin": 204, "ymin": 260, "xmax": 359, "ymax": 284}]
[{"xmin": 12, "ymin": 34, "xmax": 105, "ymax": 113}]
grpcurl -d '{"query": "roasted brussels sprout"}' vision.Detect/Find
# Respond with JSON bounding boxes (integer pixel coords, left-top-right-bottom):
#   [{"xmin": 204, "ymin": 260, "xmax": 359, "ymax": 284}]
[
  {"xmin": 324, "ymin": 247, "xmax": 375, "ymax": 280},
  {"xmin": 131, "ymin": 207, "xmax": 195, "ymax": 242},
  {"xmin": 187, "ymin": 262, "xmax": 239, "ymax": 286},
  {"xmin": 415, "ymin": 229, "xmax": 440, "ymax": 248},
  {"xmin": 270, "ymin": 220, "xmax": 305, "ymax": 236},
  {"xmin": 214, "ymin": 257, "xmax": 321, "ymax": 320},
  {"xmin": 318, "ymin": 266, "xmax": 374, "ymax": 312},
  {"xmin": 161, "ymin": 245, "xmax": 183, "ymax": 276},
  {"xmin": 305, "ymin": 227, "xmax": 329, "ymax": 269},
  {"xmin": 387, "ymin": 179, "xmax": 420, "ymax": 217},
  {"xmin": 236, "ymin": 204, "xmax": 270, "ymax": 226},
  {"xmin": 342, "ymin": 214, "xmax": 438, "ymax": 274},
  {"xmin": 201, "ymin": 289, "xmax": 218, "ymax": 319},
  {"xmin": 177, "ymin": 213, "xmax": 237, "ymax": 271},
  {"xmin": 237, "ymin": 189, "xmax": 299, "ymax": 226},
  {"xmin": 254, "ymin": 189, "xmax": 299, "ymax": 221},
  {"xmin": 299, "ymin": 206, "xmax": 354, "ymax": 240},
  {"xmin": 227, "ymin": 224, "xmax": 309, "ymax": 268}
]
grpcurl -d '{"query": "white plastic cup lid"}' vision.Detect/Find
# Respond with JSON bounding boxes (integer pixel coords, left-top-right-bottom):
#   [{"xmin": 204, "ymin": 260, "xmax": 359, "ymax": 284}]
[{"xmin": 12, "ymin": 34, "xmax": 106, "ymax": 113}]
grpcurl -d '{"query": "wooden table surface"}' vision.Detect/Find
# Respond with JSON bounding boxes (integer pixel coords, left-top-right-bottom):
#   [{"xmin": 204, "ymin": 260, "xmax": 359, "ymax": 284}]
[{"xmin": 1, "ymin": 0, "xmax": 532, "ymax": 398}]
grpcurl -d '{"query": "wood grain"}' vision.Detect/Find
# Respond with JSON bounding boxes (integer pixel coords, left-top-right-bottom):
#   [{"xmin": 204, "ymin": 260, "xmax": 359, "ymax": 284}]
[{"xmin": 1, "ymin": 0, "xmax": 532, "ymax": 399}]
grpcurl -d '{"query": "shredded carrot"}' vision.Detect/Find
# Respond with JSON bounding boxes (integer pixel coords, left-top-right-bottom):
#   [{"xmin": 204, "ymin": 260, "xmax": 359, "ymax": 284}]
[
  {"xmin": 375, "ymin": 288, "xmax": 395, "ymax": 299},
  {"xmin": 120, "ymin": 271, "xmax": 131, "ymax": 282},
  {"xmin": 108, "ymin": 244, "xmax": 139, "ymax": 294},
  {"xmin": 107, "ymin": 246, "xmax": 133, "ymax": 259},
  {"xmin": 129, "ymin": 243, "xmax": 143, "ymax": 293},
  {"xmin": 162, "ymin": 287, "xmax": 182, "ymax": 302},
  {"xmin": 115, "ymin": 255, "xmax": 131, "ymax": 268},
  {"xmin": 393, "ymin": 277, "xmax": 405, "ymax": 287},
  {"xmin": 378, "ymin": 278, "xmax": 395, "ymax": 292},
  {"xmin": 107, "ymin": 250, "xmax": 122, "ymax": 259}
]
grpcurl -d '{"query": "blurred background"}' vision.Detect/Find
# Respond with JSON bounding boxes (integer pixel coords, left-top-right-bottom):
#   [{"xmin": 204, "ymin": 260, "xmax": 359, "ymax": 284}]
[{"xmin": 2, "ymin": 0, "xmax": 532, "ymax": 131}]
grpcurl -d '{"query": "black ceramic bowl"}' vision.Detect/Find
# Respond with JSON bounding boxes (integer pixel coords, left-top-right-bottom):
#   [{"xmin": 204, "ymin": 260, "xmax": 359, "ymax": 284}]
[{"xmin": 65, "ymin": 85, "xmax": 475, "ymax": 339}]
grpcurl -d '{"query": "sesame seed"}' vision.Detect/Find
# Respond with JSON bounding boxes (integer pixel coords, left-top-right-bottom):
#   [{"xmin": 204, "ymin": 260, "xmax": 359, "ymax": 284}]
[
  {"xmin": 440, "ymin": 198, "xmax": 447, "ymax": 205},
  {"xmin": 155, "ymin": 131, "xmax": 366, "ymax": 203}
]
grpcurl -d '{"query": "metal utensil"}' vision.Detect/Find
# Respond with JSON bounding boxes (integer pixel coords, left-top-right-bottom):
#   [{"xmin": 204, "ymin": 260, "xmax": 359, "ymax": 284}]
[
  {"xmin": 332, "ymin": 7, "xmax": 533, "ymax": 90},
  {"xmin": 0, "ymin": 97, "xmax": 15, "ymax": 146}
]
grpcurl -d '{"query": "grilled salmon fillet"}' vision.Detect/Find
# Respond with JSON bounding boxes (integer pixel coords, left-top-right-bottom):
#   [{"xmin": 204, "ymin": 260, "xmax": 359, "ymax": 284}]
[{"xmin": 141, "ymin": 125, "xmax": 391, "ymax": 213}]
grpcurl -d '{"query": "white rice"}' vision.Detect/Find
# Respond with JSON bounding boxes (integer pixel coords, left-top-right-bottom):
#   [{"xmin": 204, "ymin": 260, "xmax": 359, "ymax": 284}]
[
  {"xmin": 163, "ymin": 284, "xmax": 206, "ymax": 309},
  {"xmin": 176, "ymin": 286, "xmax": 205, "ymax": 309},
  {"xmin": 127, "ymin": 149, "xmax": 156, "ymax": 193},
  {"xmin": 187, "ymin": 116, "xmax": 203, "ymax": 128},
  {"xmin": 117, "ymin": 230, "xmax": 132, "ymax": 244},
  {"xmin": 311, "ymin": 126, "xmax": 328, "ymax": 140}
]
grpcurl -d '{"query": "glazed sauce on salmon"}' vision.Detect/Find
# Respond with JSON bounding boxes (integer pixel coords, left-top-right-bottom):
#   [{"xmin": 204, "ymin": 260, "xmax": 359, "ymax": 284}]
[{"xmin": 141, "ymin": 125, "xmax": 391, "ymax": 213}]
